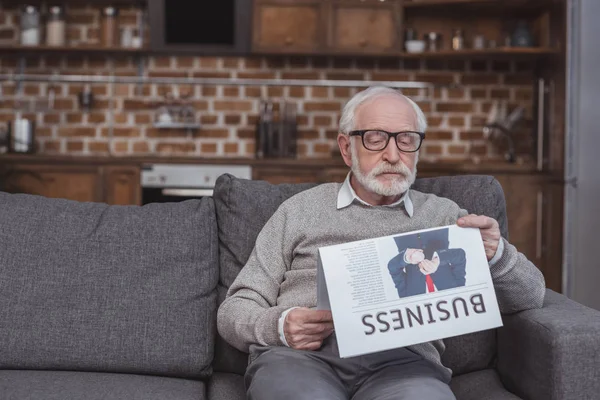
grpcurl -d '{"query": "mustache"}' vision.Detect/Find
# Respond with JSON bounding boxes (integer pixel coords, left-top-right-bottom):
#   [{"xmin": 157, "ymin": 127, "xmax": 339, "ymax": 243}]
[{"xmin": 369, "ymin": 162, "xmax": 412, "ymax": 177}]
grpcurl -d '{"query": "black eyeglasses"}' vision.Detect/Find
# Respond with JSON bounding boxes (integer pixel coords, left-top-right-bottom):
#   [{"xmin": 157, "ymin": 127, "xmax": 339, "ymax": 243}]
[{"xmin": 348, "ymin": 130, "xmax": 425, "ymax": 152}]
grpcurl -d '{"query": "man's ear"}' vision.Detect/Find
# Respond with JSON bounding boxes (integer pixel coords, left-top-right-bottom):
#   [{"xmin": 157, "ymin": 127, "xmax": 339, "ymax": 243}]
[{"xmin": 337, "ymin": 133, "xmax": 352, "ymax": 168}]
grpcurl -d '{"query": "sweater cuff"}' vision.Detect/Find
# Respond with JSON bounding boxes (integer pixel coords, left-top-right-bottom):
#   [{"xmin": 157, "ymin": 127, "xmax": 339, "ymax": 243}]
[
  {"xmin": 278, "ymin": 307, "xmax": 299, "ymax": 347},
  {"xmin": 488, "ymin": 237, "xmax": 505, "ymax": 266}
]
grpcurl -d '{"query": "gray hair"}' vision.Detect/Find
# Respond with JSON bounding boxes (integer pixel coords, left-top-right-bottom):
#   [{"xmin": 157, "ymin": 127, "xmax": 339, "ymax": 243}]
[{"xmin": 339, "ymin": 86, "xmax": 428, "ymax": 134}]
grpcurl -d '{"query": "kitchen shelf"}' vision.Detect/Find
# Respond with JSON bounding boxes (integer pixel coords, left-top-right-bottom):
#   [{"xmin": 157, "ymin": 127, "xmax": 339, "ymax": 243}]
[
  {"xmin": 403, "ymin": 0, "xmax": 552, "ymax": 8},
  {"xmin": 401, "ymin": 47, "xmax": 560, "ymax": 58},
  {"xmin": 0, "ymin": 45, "xmax": 149, "ymax": 56},
  {"xmin": 152, "ymin": 123, "xmax": 202, "ymax": 130}
]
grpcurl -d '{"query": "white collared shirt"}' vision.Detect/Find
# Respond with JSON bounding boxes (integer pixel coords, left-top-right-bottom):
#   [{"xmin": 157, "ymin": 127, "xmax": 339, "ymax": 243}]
[{"xmin": 336, "ymin": 172, "xmax": 414, "ymax": 217}]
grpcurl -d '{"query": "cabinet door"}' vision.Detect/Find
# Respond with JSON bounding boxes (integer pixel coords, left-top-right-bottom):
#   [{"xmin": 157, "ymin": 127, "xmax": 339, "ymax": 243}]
[
  {"xmin": 104, "ymin": 166, "xmax": 141, "ymax": 206},
  {"xmin": 1, "ymin": 165, "xmax": 102, "ymax": 203},
  {"xmin": 253, "ymin": 1, "xmax": 324, "ymax": 52},
  {"xmin": 330, "ymin": 0, "xmax": 400, "ymax": 53}
]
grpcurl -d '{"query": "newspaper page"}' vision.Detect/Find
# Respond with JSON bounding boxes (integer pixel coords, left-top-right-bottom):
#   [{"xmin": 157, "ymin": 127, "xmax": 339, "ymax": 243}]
[{"xmin": 317, "ymin": 225, "xmax": 503, "ymax": 358}]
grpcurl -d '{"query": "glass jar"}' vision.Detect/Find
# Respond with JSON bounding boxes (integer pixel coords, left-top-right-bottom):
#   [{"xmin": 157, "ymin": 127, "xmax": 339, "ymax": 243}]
[
  {"xmin": 101, "ymin": 6, "xmax": 119, "ymax": 47},
  {"xmin": 20, "ymin": 5, "xmax": 41, "ymax": 46},
  {"xmin": 46, "ymin": 6, "xmax": 66, "ymax": 47},
  {"xmin": 451, "ymin": 29, "xmax": 464, "ymax": 51}
]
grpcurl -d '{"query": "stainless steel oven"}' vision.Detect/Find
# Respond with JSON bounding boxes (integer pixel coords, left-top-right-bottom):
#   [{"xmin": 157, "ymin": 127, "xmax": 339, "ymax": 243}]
[{"xmin": 141, "ymin": 163, "xmax": 252, "ymax": 205}]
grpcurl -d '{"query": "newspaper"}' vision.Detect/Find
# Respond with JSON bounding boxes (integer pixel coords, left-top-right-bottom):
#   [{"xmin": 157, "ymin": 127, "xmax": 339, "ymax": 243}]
[{"xmin": 317, "ymin": 225, "xmax": 502, "ymax": 358}]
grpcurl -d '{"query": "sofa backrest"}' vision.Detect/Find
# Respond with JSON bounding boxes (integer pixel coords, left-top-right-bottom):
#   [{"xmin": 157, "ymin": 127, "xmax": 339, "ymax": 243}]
[
  {"xmin": 213, "ymin": 173, "xmax": 508, "ymax": 377},
  {"xmin": 0, "ymin": 193, "xmax": 218, "ymax": 379}
]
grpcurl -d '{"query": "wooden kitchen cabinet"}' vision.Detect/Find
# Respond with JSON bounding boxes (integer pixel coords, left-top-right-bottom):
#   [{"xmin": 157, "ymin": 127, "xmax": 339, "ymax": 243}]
[
  {"xmin": 253, "ymin": 0, "xmax": 326, "ymax": 52},
  {"xmin": 0, "ymin": 164, "xmax": 102, "ymax": 203},
  {"xmin": 103, "ymin": 166, "xmax": 141, "ymax": 206},
  {"xmin": 329, "ymin": 0, "xmax": 401, "ymax": 53}
]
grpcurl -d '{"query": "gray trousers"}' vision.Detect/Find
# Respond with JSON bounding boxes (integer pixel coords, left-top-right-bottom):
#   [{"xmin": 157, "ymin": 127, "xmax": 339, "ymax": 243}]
[{"xmin": 245, "ymin": 336, "xmax": 455, "ymax": 400}]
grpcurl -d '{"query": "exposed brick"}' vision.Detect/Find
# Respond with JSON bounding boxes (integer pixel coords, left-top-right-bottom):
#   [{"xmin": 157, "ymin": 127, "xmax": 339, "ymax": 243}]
[
  {"xmin": 44, "ymin": 114, "xmax": 60, "ymax": 124},
  {"xmin": 435, "ymin": 103, "xmax": 474, "ymax": 113},
  {"xmin": 133, "ymin": 114, "xmax": 151, "ymax": 124},
  {"xmin": 460, "ymin": 130, "xmax": 485, "ymax": 140},
  {"xmin": 132, "ymin": 141, "xmax": 150, "ymax": 153},
  {"xmin": 325, "ymin": 130, "xmax": 339, "ymax": 140},
  {"xmin": 326, "ymin": 72, "xmax": 364, "ymax": 81},
  {"xmin": 223, "ymin": 87, "xmax": 240, "ymax": 97},
  {"xmin": 146, "ymin": 128, "xmax": 187, "ymax": 138},
  {"xmin": 123, "ymin": 99, "xmax": 150, "ymax": 110},
  {"xmin": 297, "ymin": 142, "xmax": 309, "ymax": 156},
  {"xmin": 223, "ymin": 115, "xmax": 241, "ymax": 125},
  {"xmin": 36, "ymin": 127, "xmax": 53, "ymax": 137},
  {"xmin": 447, "ymin": 88, "xmax": 466, "ymax": 99},
  {"xmin": 297, "ymin": 115, "xmax": 309, "ymax": 127},
  {"xmin": 244, "ymin": 58, "xmax": 263, "ymax": 69},
  {"xmin": 214, "ymin": 100, "xmax": 253, "ymax": 112},
  {"xmin": 314, "ymin": 116, "xmax": 332, "ymax": 127},
  {"xmin": 44, "ymin": 140, "xmax": 61, "ymax": 152},
  {"xmin": 54, "ymin": 98, "xmax": 75, "ymax": 110},
  {"xmin": 426, "ymin": 130, "xmax": 453, "ymax": 140},
  {"xmin": 152, "ymin": 57, "xmax": 172, "ymax": 68},
  {"xmin": 245, "ymin": 142, "xmax": 255, "ymax": 154},
  {"xmin": 157, "ymin": 142, "xmax": 196, "ymax": 153},
  {"xmin": 192, "ymin": 100, "xmax": 209, "ymax": 110},
  {"xmin": 298, "ymin": 129, "xmax": 319, "ymax": 140},
  {"xmin": 314, "ymin": 143, "xmax": 331, "ymax": 155},
  {"xmin": 238, "ymin": 72, "xmax": 276, "ymax": 79},
  {"xmin": 247, "ymin": 116, "xmax": 259, "ymax": 126},
  {"xmin": 66, "ymin": 141, "xmax": 84, "ymax": 152},
  {"xmin": 224, "ymin": 142, "xmax": 239, "ymax": 154},
  {"xmin": 268, "ymin": 87, "xmax": 284, "ymax": 97},
  {"xmin": 112, "ymin": 127, "xmax": 141, "ymax": 137},
  {"xmin": 304, "ymin": 102, "xmax": 341, "ymax": 112},
  {"xmin": 372, "ymin": 72, "xmax": 412, "ymax": 82},
  {"xmin": 59, "ymin": 127, "xmax": 95, "ymax": 137},
  {"xmin": 192, "ymin": 72, "xmax": 231, "ymax": 78},
  {"xmin": 289, "ymin": 87, "xmax": 306, "ymax": 98},
  {"xmin": 148, "ymin": 71, "xmax": 189, "ymax": 78},
  {"xmin": 199, "ymin": 57, "xmax": 219, "ymax": 68},
  {"xmin": 88, "ymin": 140, "xmax": 109, "ymax": 153},
  {"xmin": 66, "ymin": 113, "xmax": 83, "ymax": 123},
  {"xmin": 461, "ymin": 74, "xmax": 499, "ymax": 85},
  {"xmin": 245, "ymin": 86, "xmax": 262, "ymax": 98},
  {"xmin": 113, "ymin": 141, "xmax": 130, "ymax": 154},
  {"xmin": 504, "ymin": 74, "xmax": 533, "ymax": 85},
  {"xmin": 202, "ymin": 86, "xmax": 218, "ymax": 97},
  {"xmin": 427, "ymin": 116, "xmax": 443, "ymax": 127},
  {"xmin": 470, "ymin": 144, "xmax": 488, "ymax": 155},
  {"xmin": 311, "ymin": 87, "xmax": 330, "ymax": 98},
  {"xmin": 422, "ymin": 144, "xmax": 443, "ymax": 155},
  {"xmin": 201, "ymin": 115, "xmax": 218, "ymax": 125},
  {"xmin": 470, "ymin": 88, "xmax": 488, "ymax": 99},
  {"xmin": 195, "ymin": 129, "xmax": 229, "ymax": 138},
  {"xmin": 113, "ymin": 113, "xmax": 128, "ymax": 124},
  {"xmin": 237, "ymin": 128, "xmax": 255, "ymax": 140},
  {"xmin": 176, "ymin": 57, "xmax": 196, "ymax": 68},
  {"xmin": 200, "ymin": 143, "xmax": 217, "ymax": 153},
  {"xmin": 448, "ymin": 116, "xmax": 465, "ymax": 127},
  {"xmin": 448, "ymin": 144, "xmax": 467, "ymax": 155},
  {"xmin": 490, "ymin": 88, "xmax": 510, "ymax": 99},
  {"xmin": 471, "ymin": 117, "xmax": 488, "ymax": 128},
  {"xmin": 415, "ymin": 101, "xmax": 432, "ymax": 113},
  {"xmin": 281, "ymin": 72, "xmax": 320, "ymax": 80}
]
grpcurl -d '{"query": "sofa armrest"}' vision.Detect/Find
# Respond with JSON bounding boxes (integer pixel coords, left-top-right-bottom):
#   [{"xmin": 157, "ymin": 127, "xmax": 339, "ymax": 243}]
[{"xmin": 497, "ymin": 289, "xmax": 600, "ymax": 400}]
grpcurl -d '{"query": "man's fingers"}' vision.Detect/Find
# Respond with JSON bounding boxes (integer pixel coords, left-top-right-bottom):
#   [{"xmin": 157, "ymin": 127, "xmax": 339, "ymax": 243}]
[{"xmin": 457, "ymin": 214, "xmax": 496, "ymax": 229}]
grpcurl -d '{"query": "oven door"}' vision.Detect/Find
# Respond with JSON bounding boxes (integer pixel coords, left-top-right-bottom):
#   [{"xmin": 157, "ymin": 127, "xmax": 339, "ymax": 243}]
[{"xmin": 141, "ymin": 187, "xmax": 214, "ymax": 205}]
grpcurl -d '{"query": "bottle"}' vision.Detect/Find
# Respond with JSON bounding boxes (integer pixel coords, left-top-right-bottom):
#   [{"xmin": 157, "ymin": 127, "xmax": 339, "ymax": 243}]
[
  {"xmin": 451, "ymin": 29, "xmax": 464, "ymax": 51},
  {"xmin": 101, "ymin": 6, "xmax": 119, "ymax": 47},
  {"xmin": 511, "ymin": 20, "xmax": 534, "ymax": 47},
  {"xmin": 46, "ymin": 6, "xmax": 66, "ymax": 47},
  {"xmin": 20, "ymin": 5, "xmax": 41, "ymax": 46}
]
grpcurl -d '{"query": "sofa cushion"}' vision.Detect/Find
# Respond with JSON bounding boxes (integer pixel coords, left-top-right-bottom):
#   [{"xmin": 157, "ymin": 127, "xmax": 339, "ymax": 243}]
[
  {"xmin": 451, "ymin": 369, "xmax": 521, "ymax": 400},
  {"xmin": 0, "ymin": 370, "xmax": 206, "ymax": 400},
  {"xmin": 207, "ymin": 372, "xmax": 246, "ymax": 400},
  {"xmin": 212, "ymin": 174, "xmax": 507, "ymax": 376},
  {"xmin": 0, "ymin": 193, "xmax": 218, "ymax": 379}
]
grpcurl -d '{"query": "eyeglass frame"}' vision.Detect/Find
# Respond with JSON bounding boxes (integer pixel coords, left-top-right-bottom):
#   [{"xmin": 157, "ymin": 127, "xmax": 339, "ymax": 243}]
[{"xmin": 348, "ymin": 130, "xmax": 426, "ymax": 153}]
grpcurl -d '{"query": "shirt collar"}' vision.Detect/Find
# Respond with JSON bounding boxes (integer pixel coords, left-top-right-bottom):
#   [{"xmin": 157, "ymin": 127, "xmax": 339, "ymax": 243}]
[{"xmin": 336, "ymin": 172, "xmax": 414, "ymax": 217}]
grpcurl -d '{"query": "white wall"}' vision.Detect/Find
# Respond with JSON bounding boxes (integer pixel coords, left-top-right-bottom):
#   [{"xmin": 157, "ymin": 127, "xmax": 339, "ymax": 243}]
[{"xmin": 564, "ymin": 0, "xmax": 600, "ymax": 309}]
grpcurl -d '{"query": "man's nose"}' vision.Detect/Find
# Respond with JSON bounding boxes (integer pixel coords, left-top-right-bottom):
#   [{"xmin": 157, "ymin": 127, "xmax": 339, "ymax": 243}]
[{"xmin": 382, "ymin": 138, "xmax": 401, "ymax": 163}]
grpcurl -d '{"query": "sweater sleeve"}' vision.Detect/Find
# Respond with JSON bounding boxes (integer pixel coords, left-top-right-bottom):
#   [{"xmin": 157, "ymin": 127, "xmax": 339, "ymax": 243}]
[
  {"xmin": 452, "ymin": 207, "xmax": 546, "ymax": 313},
  {"xmin": 217, "ymin": 205, "xmax": 293, "ymax": 352}
]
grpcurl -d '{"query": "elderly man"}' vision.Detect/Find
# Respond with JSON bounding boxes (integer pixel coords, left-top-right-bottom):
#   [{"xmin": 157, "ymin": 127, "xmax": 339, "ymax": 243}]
[{"xmin": 217, "ymin": 86, "xmax": 545, "ymax": 400}]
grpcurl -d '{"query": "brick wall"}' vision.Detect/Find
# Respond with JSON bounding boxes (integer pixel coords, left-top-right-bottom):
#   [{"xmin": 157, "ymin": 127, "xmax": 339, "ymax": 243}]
[{"xmin": 0, "ymin": 5, "xmax": 536, "ymax": 161}]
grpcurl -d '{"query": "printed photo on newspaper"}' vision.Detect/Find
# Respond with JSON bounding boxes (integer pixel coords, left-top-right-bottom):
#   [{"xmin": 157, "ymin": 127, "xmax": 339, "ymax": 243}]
[{"xmin": 317, "ymin": 225, "xmax": 503, "ymax": 358}]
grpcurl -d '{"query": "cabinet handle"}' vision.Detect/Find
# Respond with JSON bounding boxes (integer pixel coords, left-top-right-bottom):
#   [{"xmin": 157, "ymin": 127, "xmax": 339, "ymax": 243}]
[
  {"xmin": 284, "ymin": 36, "xmax": 294, "ymax": 46},
  {"xmin": 536, "ymin": 78, "xmax": 545, "ymax": 171},
  {"xmin": 536, "ymin": 190, "xmax": 543, "ymax": 259}
]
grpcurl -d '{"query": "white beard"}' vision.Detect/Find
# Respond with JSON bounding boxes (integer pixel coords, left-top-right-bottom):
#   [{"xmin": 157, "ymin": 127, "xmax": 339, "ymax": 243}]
[{"xmin": 350, "ymin": 141, "xmax": 417, "ymax": 197}]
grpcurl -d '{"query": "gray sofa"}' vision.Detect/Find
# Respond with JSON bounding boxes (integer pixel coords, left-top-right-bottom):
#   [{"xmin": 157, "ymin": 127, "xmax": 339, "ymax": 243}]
[{"xmin": 1, "ymin": 173, "xmax": 599, "ymax": 400}]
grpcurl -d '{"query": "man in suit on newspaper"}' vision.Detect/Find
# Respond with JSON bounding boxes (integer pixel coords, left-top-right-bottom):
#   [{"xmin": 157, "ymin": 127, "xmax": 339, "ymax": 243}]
[{"xmin": 388, "ymin": 227, "xmax": 467, "ymax": 298}]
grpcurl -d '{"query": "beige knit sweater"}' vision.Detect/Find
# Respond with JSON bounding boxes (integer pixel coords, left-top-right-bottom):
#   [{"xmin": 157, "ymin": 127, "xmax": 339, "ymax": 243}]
[{"xmin": 217, "ymin": 183, "xmax": 546, "ymax": 377}]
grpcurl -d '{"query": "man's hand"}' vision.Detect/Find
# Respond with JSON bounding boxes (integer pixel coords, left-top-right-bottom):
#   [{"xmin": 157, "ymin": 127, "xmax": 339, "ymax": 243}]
[
  {"xmin": 405, "ymin": 248, "xmax": 425, "ymax": 264},
  {"xmin": 457, "ymin": 214, "xmax": 501, "ymax": 261},
  {"xmin": 284, "ymin": 308, "xmax": 334, "ymax": 351},
  {"xmin": 419, "ymin": 254, "xmax": 440, "ymax": 275}
]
